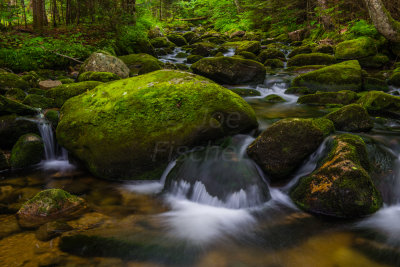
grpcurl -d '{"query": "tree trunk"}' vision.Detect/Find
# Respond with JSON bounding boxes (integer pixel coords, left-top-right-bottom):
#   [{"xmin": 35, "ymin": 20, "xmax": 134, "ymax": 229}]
[
  {"xmin": 364, "ymin": 0, "xmax": 400, "ymax": 42},
  {"xmin": 52, "ymin": 0, "xmax": 57, "ymax": 27},
  {"xmin": 20, "ymin": 0, "xmax": 27, "ymax": 27},
  {"xmin": 317, "ymin": 0, "xmax": 332, "ymax": 29},
  {"xmin": 233, "ymin": 0, "xmax": 241, "ymax": 14},
  {"xmin": 33, "ymin": 0, "xmax": 44, "ymax": 31}
]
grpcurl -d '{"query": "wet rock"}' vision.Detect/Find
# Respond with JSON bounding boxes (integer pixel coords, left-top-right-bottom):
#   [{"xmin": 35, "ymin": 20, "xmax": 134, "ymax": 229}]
[
  {"xmin": 0, "ymin": 95, "xmax": 37, "ymax": 116},
  {"xmin": 363, "ymin": 77, "xmax": 389, "ymax": 92},
  {"xmin": 287, "ymin": 53, "xmax": 336, "ymax": 67},
  {"xmin": 150, "ymin": 37, "xmax": 175, "ymax": 48},
  {"xmin": 167, "ymin": 34, "xmax": 187, "ymax": 46},
  {"xmin": 45, "ymin": 81, "xmax": 102, "ymax": 108},
  {"xmin": 263, "ymin": 94, "xmax": 286, "ymax": 103},
  {"xmin": 257, "ymin": 48, "xmax": 286, "ymax": 63},
  {"xmin": 288, "ymin": 29, "xmax": 308, "ymax": 42},
  {"xmin": 229, "ymin": 30, "xmax": 245, "ymax": 39},
  {"xmin": 0, "ymin": 114, "xmax": 39, "ymax": 149},
  {"xmin": 35, "ymin": 220, "xmax": 73, "ymax": 241},
  {"xmin": 5, "ymin": 88, "xmax": 26, "ymax": 101},
  {"xmin": 186, "ymin": 55, "xmax": 203, "ymax": 64},
  {"xmin": 17, "ymin": 189, "xmax": 87, "ymax": 228},
  {"xmin": 77, "ymin": 71, "xmax": 120, "ymax": 83},
  {"xmin": 237, "ymin": 51, "xmax": 257, "ymax": 60},
  {"xmin": 183, "ymin": 31, "xmax": 200, "ymax": 44},
  {"xmin": 326, "ymin": 104, "xmax": 373, "ymax": 132},
  {"xmin": 389, "ymin": 68, "xmax": 400, "ymax": 87},
  {"xmin": 80, "ymin": 52, "xmax": 130, "ymax": 78},
  {"xmin": 313, "ymin": 44, "xmax": 334, "ymax": 54},
  {"xmin": 38, "ymin": 80, "xmax": 62, "ymax": 90},
  {"xmin": 119, "ymin": 53, "xmax": 163, "ymax": 75},
  {"xmin": 358, "ymin": 54, "xmax": 389, "ymax": 68},
  {"xmin": 290, "ymin": 134, "xmax": 382, "ymax": 218},
  {"xmin": 190, "ymin": 42, "xmax": 217, "ymax": 57},
  {"xmin": 288, "ymin": 45, "xmax": 313, "ymax": 58},
  {"xmin": 22, "ymin": 94, "xmax": 55, "ymax": 109},
  {"xmin": 0, "ymin": 73, "xmax": 29, "ymax": 93},
  {"xmin": 247, "ymin": 118, "xmax": 334, "ymax": 181},
  {"xmin": 230, "ymin": 88, "xmax": 261, "ymax": 97},
  {"xmin": 44, "ymin": 109, "xmax": 59, "ymax": 128},
  {"xmin": 335, "ymin": 37, "xmax": 377, "ymax": 60},
  {"xmin": 291, "ymin": 60, "xmax": 362, "ymax": 92},
  {"xmin": 222, "ymin": 41, "xmax": 261, "ymax": 54},
  {"xmin": 191, "ymin": 57, "xmax": 266, "ymax": 85},
  {"xmin": 285, "ymin": 86, "xmax": 313, "ymax": 95},
  {"xmin": 357, "ymin": 91, "xmax": 400, "ymax": 116},
  {"xmin": 264, "ymin": 59, "xmax": 284, "ymax": 68},
  {"xmin": 10, "ymin": 133, "xmax": 44, "ymax": 169},
  {"xmin": 297, "ymin": 90, "xmax": 358, "ymax": 106},
  {"xmin": 56, "ymin": 70, "xmax": 257, "ymax": 180}
]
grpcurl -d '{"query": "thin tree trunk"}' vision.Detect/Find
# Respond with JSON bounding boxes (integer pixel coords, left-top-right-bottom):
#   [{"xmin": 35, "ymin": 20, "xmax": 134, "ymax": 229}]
[
  {"xmin": 233, "ymin": 0, "xmax": 241, "ymax": 14},
  {"xmin": 317, "ymin": 0, "xmax": 332, "ymax": 29},
  {"xmin": 20, "ymin": 0, "xmax": 27, "ymax": 27},
  {"xmin": 52, "ymin": 0, "xmax": 57, "ymax": 27},
  {"xmin": 364, "ymin": 0, "xmax": 400, "ymax": 42}
]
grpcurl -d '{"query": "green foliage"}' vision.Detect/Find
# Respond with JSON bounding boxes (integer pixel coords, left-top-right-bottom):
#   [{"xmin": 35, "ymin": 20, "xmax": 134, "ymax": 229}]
[{"xmin": 348, "ymin": 20, "xmax": 379, "ymax": 39}]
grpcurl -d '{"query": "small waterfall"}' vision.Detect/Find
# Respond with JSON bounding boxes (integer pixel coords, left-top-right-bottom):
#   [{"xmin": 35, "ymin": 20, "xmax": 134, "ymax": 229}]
[
  {"xmin": 223, "ymin": 48, "xmax": 235, "ymax": 57},
  {"xmin": 159, "ymin": 47, "xmax": 188, "ymax": 65}
]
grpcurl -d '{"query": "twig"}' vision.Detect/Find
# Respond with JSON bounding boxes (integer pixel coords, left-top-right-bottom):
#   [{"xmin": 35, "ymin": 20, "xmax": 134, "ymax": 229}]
[{"xmin": 39, "ymin": 46, "xmax": 84, "ymax": 64}]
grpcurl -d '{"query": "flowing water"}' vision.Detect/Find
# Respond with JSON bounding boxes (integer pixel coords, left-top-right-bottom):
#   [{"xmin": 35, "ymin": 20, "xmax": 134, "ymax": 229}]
[{"xmin": 2, "ymin": 45, "xmax": 400, "ymax": 267}]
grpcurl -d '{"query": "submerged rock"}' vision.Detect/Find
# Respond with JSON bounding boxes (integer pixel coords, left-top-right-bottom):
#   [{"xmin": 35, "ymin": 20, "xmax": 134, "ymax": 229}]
[
  {"xmin": 287, "ymin": 53, "xmax": 336, "ymax": 67},
  {"xmin": 10, "ymin": 133, "xmax": 44, "ymax": 169},
  {"xmin": 290, "ymin": 134, "xmax": 382, "ymax": 218},
  {"xmin": 247, "ymin": 118, "xmax": 334, "ymax": 181},
  {"xmin": 45, "ymin": 81, "xmax": 102, "ymax": 108},
  {"xmin": 57, "ymin": 70, "xmax": 258, "ymax": 180},
  {"xmin": 291, "ymin": 60, "xmax": 362, "ymax": 92},
  {"xmin": 0, "ymin": 95, "xmax": 37, "ymax": 116},
  {"xmin": 363, "ymin": 77, "xmax": 389, "ymax": 92},
  {"xmin": 357, "ymin": 91, "xmax": 400, "ymax": 116},
  {"xmin": 77, "ymin": 71, "xmax": 120, "ymax": 83},
  {"xmin": 17, "ymin": 189, "xmax": 86, "ymax": 228},
  {"xmin": 0, "ymin": 115, "xmax": 39, "ymax": 149},
  {"xmin": 326, "ymin": 104, "xmax": 373, "ymax": 132},
  {"xmin": 80, "ymin": 52, "xmax": 130, "ymax": 78},
  {"xmin": 297, "ymin": 90, "xmax": 358, "ymax": 106},
  {"xmin": 119, "ymin": 53, "xmax": 162, "ymax": 75},
  {"xmin": 191, "ymin": 57, "xmax": 266, "ymax": 85}
]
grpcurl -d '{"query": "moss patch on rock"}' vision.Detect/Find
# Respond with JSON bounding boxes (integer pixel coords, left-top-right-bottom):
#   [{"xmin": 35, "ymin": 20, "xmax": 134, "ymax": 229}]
[
  {"xmin": 10, "ymin": 133, "xmax": 44, "ymax": 169},
  {"xmin": 0, "ymin": 96, "xmax": 37, "ymax": 116},
  {"xmin": 264, "ymin": 59, "xmax": 284, "ymax": 68},
  {"xmin": 297, "ymin": 90, "xmax": 358, "ymax": 106},
  {"xmin": 222, "ymin": 41, "xmax": 261, "ymax": 54},
  {"xmin": 326, "ymin": 104, "xmax": 373, "ymax": 132},
  {"xmin": 22, "ymin": 94, "xmax": 55, "ymax": 109},
  {"xmin": 78, "ymin": 72, "xmax": 120, "ymax": 83},
  {"xmin": 167, "ymin": 34, "xmax": 188, "ymax": 46},
  {"xmin": 5, "ymin": 88, "xmax": 26, "ymax": 102},
  {"xmin": 287, "ymin": 53, "xmax": 336, "ymax": 67},
  {"xmin": 335, "ymin": 37, "xmax": 377, "ymax": 60},
  {"xmin": 230, "ymin": 88, "xmax": 261, "ymax": 97},
  {"xmin": 0, "ymin": 73, "xmax": 29, "ymax": 93},
  {"xmin": 119, "ymin": 53, "xmax": 162, "ymax": 76},
  {"xmin": 357, "ymin": 91, "xmax": 400, "ymax": 116},
  {"xmin": 257, "ymin": 48, "xmax": 285, "ymax": 63},
  {"xmin": 263, "ymin": 94, "xmax": 286, "ymax": 103}
]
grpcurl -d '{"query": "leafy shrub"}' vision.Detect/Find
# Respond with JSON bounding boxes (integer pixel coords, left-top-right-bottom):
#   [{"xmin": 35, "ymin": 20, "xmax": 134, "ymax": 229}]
[{"xmin": 348, "ymin": 20, "xmax": 379, "ymax": 38}]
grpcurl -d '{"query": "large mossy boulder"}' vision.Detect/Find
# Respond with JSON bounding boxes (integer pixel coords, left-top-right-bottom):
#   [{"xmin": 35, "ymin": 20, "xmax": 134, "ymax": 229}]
[
  {"xmin": 191, "ymin": 57, "xmax": 266, "ymax": 85},
  {"xmin": 0, "ymin": 73, "xmax": 29, "ymax": 93},
  {"xmin": 335, "ymin": 37, "xmax": 376, "ymax": 60},
  {"xmin": 247, "ymin": 118, "xmax": 334, "ymax": 181},
  {"xmin": 22, "ymin": 94, "xmax": 55, "ymax": 109},
  {"xmin": 326, "ymin": 104, "xmax": 373, "ymax": 132},
  {"xmin": 77, "ymin": 71, "xmax": 120, "ymax": 83},
  {"xmin": 190, "ymin": 42, "xmax": 217, "ymax": 57},
  {"xmin": 297, "ymin": 90, "xmax": 358, "ymax": 106},
  {"xmin": 357, "ymin": 91, "xmax": 400, "ymax": 116},
  {"xmin": 291, "ymin": 60, "xmax": 362, "ymax": 93},
  {"xmin": 45, "ymin": 81, "xmax": 102, "ymax": 108},
  {"xmin": 119, "ymin": 53, "xmax": 162, "ymax": 75},
  {"xmin": 0, "ymin": 115, "xmax": 39, "ymax": 149},
  {"xmin": 17, "ymin": 189, "xmax": 86, "ymax": 228},
  {"xmin": 287, "ymin": 53, "xmax": 336, "ymax": 67},
  {"xmin": 222, "ymin": 41, "xmax": 261, "ymax": 54},
  {"xmin": 0, "ymin": 95, "xmax": 37, "ymax": 116},
  {"xmin": 167, "ymin": 34, "xmax": 187, "ymax": 46},
  {"xmin": 10, "ymin": 133, "xmax": 44, "ymax": 169},
  {"xmin": 290, "ymin": 134, "xmax": 382, "ymax": 218},
  {"xmin": 150, "ymin": 37, "xmax": 175, "ymax": 48},
  {"xmin": 56, "ymin": 70, "xmax": 258, "ymax": 180},
  {"xmin": 80, "ymin": 52, "xmax": 130, "ymax": 79}
]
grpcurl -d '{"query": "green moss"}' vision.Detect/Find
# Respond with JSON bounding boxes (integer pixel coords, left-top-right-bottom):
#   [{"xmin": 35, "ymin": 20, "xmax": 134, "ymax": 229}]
[
  {"xmin": 358, "ymin": 54, "xmax": 389, "ymax": 68},
  {"xmin": 285, "ymin": 86, "xmax": 313, "ymax": 95},
  {"xmin": 10, "ymin": 133, "xmax": 44, "ymax": 169},
  {"xmin": 237, "ymin": 51, "xmax": 257, "ymax": 60},
  {"xmin": 263, "ymin": 94, "xmax": 286, "ymax": 103},
  {"xmin": 290, "ymin": 134, "xmax": 382, "ymax": 218},
  {"xmin": 56, "ymin": 70, "xmax": 258, "ymax": 180},
  {"xmin": 167, "ymin": 34, "xmax": 187, "ymax": 46},
  {"xmin": 189, "ymin": 42, "xmax": 217, "ymax": 57},
  {"xmin": 313, "ymin": 44, "xmax": 334, "ymax": 54},
  {"xmin": 5, "ymin": 88, "xmax": 26, "ymax": 101},
  {"xmin": 297, "ymin": 90, "xmax": 358, "ymax": 106},
  {"xmin": 292, "ymin": 60, "xmax": 362, "ymax": 92},
  {"xmin": 22, "ymin": 94, "xmax": 55, "ymax": 109},
  {"xmin": 292, "ymin": 65, "xmax": 327, "ymax": 73},
  {"xmin": 326, "ymin": 104, "xmax": 373, "ymax": 132},
  {"xmin": 257, "ymin": 48, "xmax": 285, "ymax": 63},
  {"xmin": 186, "ymin": 55, "xmax": 203, "ymax": 64},
  {"xmin": 45, "ymin": 110, "xmax": 59, "ymax": 128},
  {"xmin": 264, "ymin": 59, "xmax": 284, "ymax": 68},
  {"xmin": 21, "ymin": 71, "xmax": 40, "ymax": 88},
  {"xmin": 183, "ymin": 31, "xmax": 198, "ymax": 44},
  {"xmin": 288, "ymin": 45, "xmax": 313, "ymax": 58},
  {"xmin": 335, "ymin": 37, "xmax": 377, "ymax": 60},
  {"xmin": 222, "ymin": 41, "xmax": 261, "ymax": 54},
  {"xmin": 191, "ymin": 57, "xmax": 266, "ymax": 85},
  {"xmin": 78, "ymin": 72, "xmax": 120, "ymax": 83},
  {"xmin": 230, "ymin": 88, "xmax": 261, "ymax": 97},
  {"xmin": 150, "ymin": 37, "xmax": 176, "ymax": 48},
  {"xmin": 0, "ymin": 73, "xmax": 29, "ymax": 92},
  {"xmin": 363, "ymin": 77, "xmax": 389, "ymax": 92},
  {"xmin": 287, "ymin": 53, "xmax": 336, "ymax": 67},
  {"xmin": 60, "ymin": 78, "xmax": 75, "ymax": 84},
  {"xmin": 119, "ymin": 53, "xmax": 162, "ymax": 75},
  {"xmin": 45, "ymin": 81, "xmax": 102, "ymax": 108},
  {"xmin": 389, "ymin": 69, "xmax": 400, "ymax": 86},
  {"xmin": 0, "ymin": 95, "xmax": 37, "ymax": 116},
  {"xmin": 26, "ymin": 88, "xmax": 46, "ymax": 96},
  {"xmin": 357, "ymin": 91, "xmax": 400, "ymax": 115}
]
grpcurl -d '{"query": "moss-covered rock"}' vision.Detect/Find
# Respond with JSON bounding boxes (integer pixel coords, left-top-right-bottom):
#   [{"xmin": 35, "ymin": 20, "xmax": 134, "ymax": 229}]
[
  {"xmin": 222, "ymin": 41, "xmax": 261, "ymax": 54},
  {"xmin": 5, "ymin": 88, "xmax": 26, "ymax": 101},
  {"xmin": 21, "ymin": 71, "xmax": 40, "ymax": 88},
  {"xmin": 358, "ymin": 54, "xmax": 389, "ymax": 68},
  {"xmin": 257, "ymin": 48, "xmax": 286, "ymax": 63},
  {"xmin": 45, "ymin": 81, "xmax": 102, "ymax": 108},
  {"xmin": 22, "ymin": 94, "xmax": 55, "ymax": 109},
  {"xmin": 77, "ymin": 72, "xmax": 120, "ymax": 83},
  {"xmin": 313, "ymin": 44, "xmax": 334, "ymax": 54},
  {"xmin": 237, "ymin": 51, "xmax": 257, "ymax": 60},
  {"xmin": 264, "ymin": 59, "xmax": 284, "ymax": 68},
  {"xmin": 389, "ymin": 68, "xmax": 400, "ymax": 87},
  {"xmin": 287, "ymin": 53, "xmax": 336, "ymax": 67},
  {"xmin": 26, "ymin": 88, "xmax": 46, "ymax": 96},
  {"xmin": 290, "ymin": 134, "xmax": 382, "ymax": 218},
  {"xmin": 247, "ymin": 118, "xmax": 334, "ymax": 181},
  {"xmin": 191, "ymin": 57, "xmax": 266, "ymax": 85},
  {"xmin": 263, "ymin": 94, "xmax": 286, "ymax": 103},
  {"xmin": 326, "ymin": 104, "xmax": 373, "ymax": 132},
  {"xmin": 297, "ymin": 90, "xmax": 358, "ymax": 106},
  {"xmin": 190, "ymin": 42, "xmax": 217, "ymax": 57},
  {"xmin": 150, "ymin": 37, "xmax": 175, "ymax": 48},
  {"xmin": 0, "ymin": 115, "xmax": 39, "ymax": 149},
  {"xmin": 335, "ymin": 37, "xmax": 377, "ymax": 60},
  {"xmin": 119, "ymin": 53, "xmax": 162, "ymax": 75},
  {"xmin": 56, "ymin": 70, "xmax": 258, "ymax": 180},
  {"xmin": 167, "ymin": 34, "xmax": 187, "ymax": 46},
  {"xmin": 186, "ymin": 55, "xmax": 203, "ymax": 64},
  {"xmin": 0, "ymin": 149, "xmax": 9, "ymax": 171},
  {"xmin": 60, "ymin": 78, "xmax": 75, "ymax": 84},
  {"xmin": 183, "ymin": 31, "xmax": 199, "ymax": 44},
  {"xmin": 44, "ymin": 110, "xmax": 59, "ymax": 128},
  {"xmin": 291, "ymin": 60, "xmax": 363, "ymax": 92},
  {"xmin": 363, "ymin": 77, "xmax": 389, "ymax": 92},
  {"xmin": 357, "ymin": 91, "xmax": 400, "ymax": 116},
  {"xmin": 0, "ymin": 73, "xmax": 29, "ymax": 93},
  {"xmin": 285, "ymin": 86, "xmax": 313, "ymax": 95},
  {"xmin": 10, "ymin": 133, "xmax": 44, "ymax": 169},
  {"xmin": 17, "ymin": 189, "xmax": 86, "ymax": 228},
  {"xmin": 80, "ymin": 52, "xmax": 130, "ymax": 79},
  {"xmin": 0, "ymin": 96, "xmax": 37, "ymax": 116},
  {"xmin": 230, "ymin": 88, "xmax": 261, "ymax": 97},
  {"xmin": 288, "ymin": 45, "xmax": 313, "ymax": 58}
]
